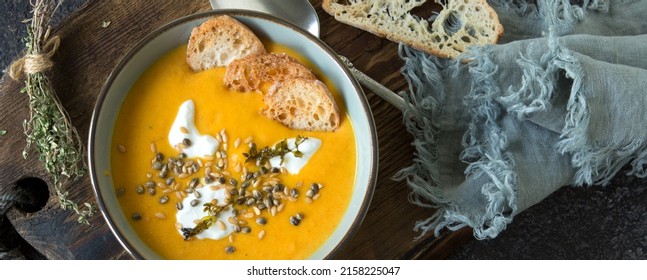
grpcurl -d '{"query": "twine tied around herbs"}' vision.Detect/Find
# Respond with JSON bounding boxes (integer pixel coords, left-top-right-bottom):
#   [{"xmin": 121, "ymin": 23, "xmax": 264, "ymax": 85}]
[
  {"xmin": 9, "ymin": 33, "xmax": 60, "ymax": 80},
  {"xmin": 6, "ymin": 0, "xmax": 96, "ymax": 226}
]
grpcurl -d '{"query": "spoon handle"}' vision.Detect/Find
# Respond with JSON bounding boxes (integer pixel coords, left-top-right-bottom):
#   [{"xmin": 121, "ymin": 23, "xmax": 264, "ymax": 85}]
[{"xmin": 338, "ymin": 56, "xmax": 407, "ymax": 112}]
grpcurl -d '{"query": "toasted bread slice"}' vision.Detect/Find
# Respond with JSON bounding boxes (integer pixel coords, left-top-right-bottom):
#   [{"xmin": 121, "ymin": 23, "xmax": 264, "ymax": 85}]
[
  {"xmin": 322, "ymin": 0, "xmax": 503, "ymax": 59},
  {"xmin": 186, "ymin": 15, "xmax": 266, "ymax": 71},
  {"xmin": 262, "ymin": 78, "xmax": 340, "ymax": 132},
  {"xmin": 224, "ymin": 53, "xmax": 317, "ymax": 92}
]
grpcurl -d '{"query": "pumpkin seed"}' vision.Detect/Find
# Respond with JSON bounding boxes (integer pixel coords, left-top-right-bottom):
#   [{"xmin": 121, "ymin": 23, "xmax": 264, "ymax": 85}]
[
  {"xmin": 117, "ymin": 187, "xmax": 125, "ymax": 197},
  {"xmin": 290, "ymin": 216, "xmax": 300, "ymax": 226},
  {"xmin": 188, "ymin": 178, "xmax": 199, "ymax": 189},
  {"xmin": 264, "ymin": 197, "xmax": 273, "ymax": 209},
  {"xmin": 310, "ymin": 183, "xmax": 320, "ymax": 194},
  {"xmin": 252, "ymin": 190, "xmax": 262, "ymax": 200}
]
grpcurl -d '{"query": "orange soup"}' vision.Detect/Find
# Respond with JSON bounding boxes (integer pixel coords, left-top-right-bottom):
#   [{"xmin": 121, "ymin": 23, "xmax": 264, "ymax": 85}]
[{"xmin": 110, "ymin": 43, "xmax": 357, "ymax": 259}]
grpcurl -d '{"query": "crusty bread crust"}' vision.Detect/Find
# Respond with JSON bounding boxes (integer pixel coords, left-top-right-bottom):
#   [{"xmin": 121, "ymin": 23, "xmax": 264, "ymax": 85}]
[
  {"xmin": 322, "ymin": 0, "xmax": 504, "ymax": 59},
  {"xmin": 224, "ymin": 53, "xmax": 317, "ymax": 92},
  {"xmin": 186, "ymin": 15, "xmax": 266, "ymax": 71},
  {"xmin": 262, "ymin": 78, "xmax": 340, "ymax": 132},
  {"xmin": 185, "ymin": 16, "xmax": 341, "ymax": 132}
]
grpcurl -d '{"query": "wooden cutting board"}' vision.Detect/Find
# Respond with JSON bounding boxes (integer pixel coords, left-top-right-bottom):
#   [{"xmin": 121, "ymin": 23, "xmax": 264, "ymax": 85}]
[{"xmin": 0, "ymin": 0, "xmax": 472, "ymax": 259}]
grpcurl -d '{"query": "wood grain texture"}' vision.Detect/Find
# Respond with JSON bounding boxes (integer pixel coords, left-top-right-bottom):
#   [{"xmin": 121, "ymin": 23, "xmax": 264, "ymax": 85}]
[{"xmin": 0, "ymin": 0, "xmax": 470, "ymax": 259}]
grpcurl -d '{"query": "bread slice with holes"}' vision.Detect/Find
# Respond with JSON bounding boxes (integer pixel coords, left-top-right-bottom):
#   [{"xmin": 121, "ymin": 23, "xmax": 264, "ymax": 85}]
[
  {"xmin": 262, "ymin": 78, "xmax": 340, "ymax": 132},
  {"xmin": 322, "ymin": 0, "xmax": 503, "ymax": 59},
  {"xmin": 186, "ymin": 15, "xmax": 266, "ymax": 71},
  {"xmin": 224, "ymin": 53, "xmax": 317, "ymax": 92}
]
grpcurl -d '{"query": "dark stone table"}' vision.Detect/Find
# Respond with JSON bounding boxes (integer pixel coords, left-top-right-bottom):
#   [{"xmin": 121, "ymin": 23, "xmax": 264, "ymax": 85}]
[{"xmin": 1, "ymin": 0, "xmax": 645, "ymax": 260}]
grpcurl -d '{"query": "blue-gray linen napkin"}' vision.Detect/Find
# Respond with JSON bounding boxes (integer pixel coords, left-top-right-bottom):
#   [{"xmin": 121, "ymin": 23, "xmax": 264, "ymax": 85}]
[{"xmin": 395, "ymin": 0, "xmax": 647, "ymax": 239}]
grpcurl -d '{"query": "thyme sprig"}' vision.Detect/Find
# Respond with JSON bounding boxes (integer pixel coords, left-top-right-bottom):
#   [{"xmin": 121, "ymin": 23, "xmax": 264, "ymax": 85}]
[
  {"xmin": 11, "ymin": 0, "xmax": 95, "ymax": 224},
  {"xmin": 243, "ymin": 135, "xmax": 308, "ymax": 166},
  {"xmin": 181, "ymin": 202, "xmax": 231, "ymax": 240}
]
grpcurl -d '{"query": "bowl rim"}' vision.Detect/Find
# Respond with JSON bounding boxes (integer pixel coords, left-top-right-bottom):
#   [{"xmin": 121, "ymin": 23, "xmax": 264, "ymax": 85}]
[{"xmin": 88, "ymin": 9, "xmax": 378, "ymax": 260}]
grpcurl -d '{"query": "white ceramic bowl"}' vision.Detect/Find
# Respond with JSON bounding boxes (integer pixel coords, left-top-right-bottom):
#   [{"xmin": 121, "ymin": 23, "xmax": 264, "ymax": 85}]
[{"xmin": 89, "ymin": 10, "xmax": 377, "ymax": 259}]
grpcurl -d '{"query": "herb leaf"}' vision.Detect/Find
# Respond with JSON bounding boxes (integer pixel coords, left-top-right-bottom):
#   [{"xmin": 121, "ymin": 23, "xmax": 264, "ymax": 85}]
[
  {"xmin": 12, "ymin": 0, "xmax": 95, "ymax": 225},
  {"xmin": 181, "ymin": 217, "xmax": 215, "ymax": 240},
  {"xmin": 244, "ymin": 136, "xmax": 309, "ymax": 166},
  {"xmin": 182, "ymin": 202, "xmax": 230, "ymax": 240},
  {"xmin": 0, "ymin": 130, "xmax": 6, "ymax": 136}
]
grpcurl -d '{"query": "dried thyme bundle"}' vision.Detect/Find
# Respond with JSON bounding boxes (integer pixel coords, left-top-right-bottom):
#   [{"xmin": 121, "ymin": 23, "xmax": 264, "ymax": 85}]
[{"xmin": 9, "ymin": 0, "xmax": 95, "ymax": 224}]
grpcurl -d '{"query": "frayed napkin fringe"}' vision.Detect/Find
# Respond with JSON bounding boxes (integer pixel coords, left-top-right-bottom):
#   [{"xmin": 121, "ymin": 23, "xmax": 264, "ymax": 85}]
[
  {"xmin": 490, "ymin": 0, "xmax": 587, "ymax": 35},
  {"xmin": 498, "ymin": 32, "xmax": 567, "ymax": 118},
  {"xmin": 394, "ymin": 30, "xmax": 607, "ymax": 239},
  {"xmin": 559, "ymin": 76, "xmax": 647, "ymax": 186},
  {"xmin": 395, "ymin": 0, "xmax": 644, "ymax": 240},
  {"xmin": 458, "ymin": 45, "xmax": 519, "ymax": 240},
  {"xmin": 394, "ymin": 42, "xmax": 523, "ymax": 239}
]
